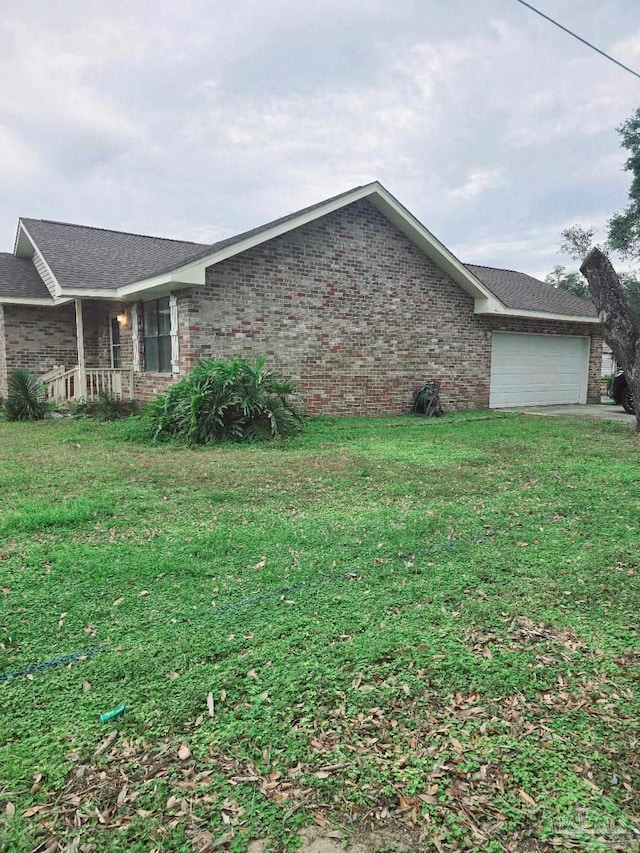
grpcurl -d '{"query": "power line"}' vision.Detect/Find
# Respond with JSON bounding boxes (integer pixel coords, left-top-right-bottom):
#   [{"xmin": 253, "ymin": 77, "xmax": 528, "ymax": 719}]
[{"xmin": 512, "ymin": 0, "xmax": 640, "ymax": 81}]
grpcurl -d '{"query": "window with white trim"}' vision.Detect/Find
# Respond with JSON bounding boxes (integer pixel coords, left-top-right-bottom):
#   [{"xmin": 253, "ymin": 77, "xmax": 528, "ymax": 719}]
[{"xmin": 143, "ymin": 297, "xmax": 172, "ymax": 372}]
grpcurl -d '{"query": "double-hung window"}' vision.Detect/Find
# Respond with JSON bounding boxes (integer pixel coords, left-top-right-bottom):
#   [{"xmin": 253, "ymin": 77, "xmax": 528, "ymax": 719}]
[
  {"xmin": 110, "ymin": 316, "xmax": 122, "ymax": 368},
  {"xmin": 143, "ymin": 297, "xmax": 172, "ymax": 372}
]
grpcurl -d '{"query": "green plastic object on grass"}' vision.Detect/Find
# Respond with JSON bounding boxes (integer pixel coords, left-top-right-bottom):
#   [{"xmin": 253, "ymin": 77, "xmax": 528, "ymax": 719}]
[{"xmin": 100, "ymin": 704, "xmax": 128, "ymax": 723}]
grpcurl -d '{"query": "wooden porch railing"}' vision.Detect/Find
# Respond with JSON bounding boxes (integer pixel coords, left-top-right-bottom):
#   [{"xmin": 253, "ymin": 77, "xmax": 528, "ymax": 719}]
[{"xmin": 44, "ymin": 366, "xmax": 135, "ymax": 404}]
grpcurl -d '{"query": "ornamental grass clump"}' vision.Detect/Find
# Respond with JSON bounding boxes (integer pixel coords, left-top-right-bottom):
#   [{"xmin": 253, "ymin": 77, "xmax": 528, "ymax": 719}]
[
  {"xmin": 3, "ymin": 369, "xmax": 50, "ymax": 421},
  {"xmin": 147, "ymin": 356, "xmax": 302, "ymax": 445}
]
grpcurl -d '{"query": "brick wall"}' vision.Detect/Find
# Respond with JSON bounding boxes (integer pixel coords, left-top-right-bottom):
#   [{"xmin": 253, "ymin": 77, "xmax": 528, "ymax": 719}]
[
  {"xmin": 1, "ymin": 303, "xmax": 78, "ymax": 392},
  {"xmin": 0, "ymin": 307, "xmax": 6, "ymax": 397},
  {"xmin": 178, "ymin": 199, "xmax": 602, "ymax": 414},
  {"xmin": 133, "ymin": 373, "xmax": 180, "ymax": 399}
]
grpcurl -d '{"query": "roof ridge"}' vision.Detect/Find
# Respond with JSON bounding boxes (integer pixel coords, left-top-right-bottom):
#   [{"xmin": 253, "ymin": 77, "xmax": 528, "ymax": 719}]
[
  {"xmin": 20, "ymin": 217, "xmax": 212, "ymax": 248},
  {"xmin": 466, "ymin": 262, "xmax": 543, "ymax": 278}
]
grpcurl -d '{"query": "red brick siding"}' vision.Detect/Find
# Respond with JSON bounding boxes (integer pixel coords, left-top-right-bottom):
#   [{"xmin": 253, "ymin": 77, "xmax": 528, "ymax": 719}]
[{"xmin": 133, "ymin": 373, "xmax": 180, "ymax": 400}]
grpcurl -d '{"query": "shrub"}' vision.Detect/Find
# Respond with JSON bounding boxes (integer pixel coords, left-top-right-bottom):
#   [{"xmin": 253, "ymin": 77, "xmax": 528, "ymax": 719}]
[
  {"xmin": 70, "ymin": 392, "xmax": 139, "ymax": 421},
  {"xmin": 3, "ymin": 370, "xmax": 50, "ymax": 421},
  {"xmin": 94, "ymin": 391, "xmax": 138, "ymax": 421},
  {"xmin": 147, "ymin": 357, "xmax": 302, "ymax": 445}
]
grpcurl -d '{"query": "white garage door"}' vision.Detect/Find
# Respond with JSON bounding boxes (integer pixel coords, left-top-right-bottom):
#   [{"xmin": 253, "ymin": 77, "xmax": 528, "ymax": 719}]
[{"xmin": 489, "ymin": 332, "xmax": 589, "ymax": 408}]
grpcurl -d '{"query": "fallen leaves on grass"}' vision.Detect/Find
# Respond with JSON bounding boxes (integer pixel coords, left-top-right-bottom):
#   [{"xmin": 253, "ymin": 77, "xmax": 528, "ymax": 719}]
[
  {"xmin": 178, "ymin": 744, "xmax": 192, "ymax": 761},
  {"xmin": 11, "ymin": 674, "xmax": 639, "ymax": 853}
]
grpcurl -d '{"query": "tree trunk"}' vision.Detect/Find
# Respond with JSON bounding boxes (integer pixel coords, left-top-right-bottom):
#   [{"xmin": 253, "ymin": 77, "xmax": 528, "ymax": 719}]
[{"xmin": 580, "ymin": 248, "xmax": 640, "ymax": 431}]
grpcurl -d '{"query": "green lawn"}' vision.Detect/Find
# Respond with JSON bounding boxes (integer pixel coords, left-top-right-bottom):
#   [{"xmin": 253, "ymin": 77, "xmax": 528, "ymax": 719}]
[{"xmin": 0, "ymin": 413, "xmax": 638, "ymax": 852}]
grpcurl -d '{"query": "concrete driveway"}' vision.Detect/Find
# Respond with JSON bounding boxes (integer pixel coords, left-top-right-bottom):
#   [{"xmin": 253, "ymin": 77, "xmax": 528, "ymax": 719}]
[{"xmin": 508, "ymin": 403, "xmax": 636, "ymax": 426}]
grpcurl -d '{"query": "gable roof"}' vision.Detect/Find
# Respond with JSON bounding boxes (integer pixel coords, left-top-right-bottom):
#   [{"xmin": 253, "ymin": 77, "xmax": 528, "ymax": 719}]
[
  {"xmin": 12, "ymin": 187, "xmax": 366, "ymax": 296},
  {"xmin": 107, "ymin": 183, "xmax": 504, "ymax": 307},
  {"xmin": 16, "ymin": 218, "xmax": 212, "ymax": 294},
  {"xmin": 0, "ymin": 252, "xmax": 54, "ymax": 302},
  {"xmin": 466, "ymin": 264, "xmax": 598, "ymax": 319},
  {"xmin": 3, "ymin": 182, "xmax": 600, "ymax": 323}
]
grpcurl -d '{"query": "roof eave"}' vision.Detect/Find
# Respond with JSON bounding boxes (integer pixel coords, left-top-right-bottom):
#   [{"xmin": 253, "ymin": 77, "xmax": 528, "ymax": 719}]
[
  {"xmin": 0, "ymin": 296, "xmax": 72, "ymax": 306},
  {"xmin": 474, "ymin": 304, "xmax": 600, "ymax": 324},
  {"xmin": 58, "ymin": 269, "xmax": 203, "ymax": 300}
]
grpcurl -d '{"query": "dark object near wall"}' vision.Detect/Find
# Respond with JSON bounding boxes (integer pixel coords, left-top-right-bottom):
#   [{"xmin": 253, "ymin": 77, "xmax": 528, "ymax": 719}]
[{"xmin": 412, "ymin": 381, "xmax": 444, "ymax": 417}]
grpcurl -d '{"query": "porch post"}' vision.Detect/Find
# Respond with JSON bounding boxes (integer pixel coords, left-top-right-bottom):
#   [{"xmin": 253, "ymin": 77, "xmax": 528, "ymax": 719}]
[{"xmin": 75, "ymin": 298, "xmax": 86, "ymax": 400}]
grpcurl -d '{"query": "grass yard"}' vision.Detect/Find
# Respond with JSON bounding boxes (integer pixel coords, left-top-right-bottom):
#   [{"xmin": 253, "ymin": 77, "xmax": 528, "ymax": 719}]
[{"xmin": 0, "ymin": 413, "xmax": 639, "ymax": 852}]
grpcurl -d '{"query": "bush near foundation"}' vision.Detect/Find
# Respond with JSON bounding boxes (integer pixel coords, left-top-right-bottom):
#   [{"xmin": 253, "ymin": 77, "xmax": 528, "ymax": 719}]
[
  {"xmin": 2, "ymin": 369, "xmax": 50, "ymax": 421},
  {"xmin": 146, "ymin": 356, "xmax": 302, "ymax": 445}
]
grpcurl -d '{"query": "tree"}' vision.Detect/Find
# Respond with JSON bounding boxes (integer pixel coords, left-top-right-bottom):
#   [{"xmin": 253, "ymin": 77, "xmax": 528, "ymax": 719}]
[
  {"xmin": 546, "ymin": 260, "xmax": 640, "ymax": 327},
  {"xmin": 608, "ymin": 107, "xmax": 640, "ymax": 260},
  {"xmin": 545, "ymin": 265, "xmax": 588, "ymax": 298},
  {"xmin": 553, "ymin": 106, "xmax": 640, "ymax": 429},
  {"xmin": 580, "ymin": 249, "xmax": 639, "ymax": 430},
  {"xmin": 559, "ymin": 225, "xmax": 598, "ymax": 262}
]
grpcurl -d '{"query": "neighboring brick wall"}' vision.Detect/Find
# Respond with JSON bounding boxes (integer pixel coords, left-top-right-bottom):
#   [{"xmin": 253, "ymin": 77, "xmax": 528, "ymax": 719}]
[
  {"xmin": 178, "ymin": 199, "xmax": 602, "ymax": 414},
  {"xmin": 1, "ymin": 303, "xmax": 78, "ymax": 385}
]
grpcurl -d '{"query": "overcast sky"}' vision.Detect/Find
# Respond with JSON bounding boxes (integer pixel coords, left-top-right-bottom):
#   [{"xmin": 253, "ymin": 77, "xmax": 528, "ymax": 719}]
[{"xmin": 1, "ymin": 0, "xmax": 639, "ymax": 278}]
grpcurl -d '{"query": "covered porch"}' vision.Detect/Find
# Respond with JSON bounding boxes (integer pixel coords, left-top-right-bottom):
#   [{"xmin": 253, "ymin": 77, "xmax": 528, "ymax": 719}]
[
  {"xmin": 42, "ymin": 294, "xmax": 181, "ymax": 405},
  {"xmin": 43, "ymin": 364, "xmax": 135, "ymax": 403},
  {"xmin": 43, "ymin": 298, "xmax": 135, "ymax": 404}
]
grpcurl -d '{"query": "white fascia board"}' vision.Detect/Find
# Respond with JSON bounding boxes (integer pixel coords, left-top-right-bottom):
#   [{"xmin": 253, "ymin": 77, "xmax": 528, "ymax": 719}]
[
  {"xmin": 474, "ymin": 304, "xmax": 600, "ymax": 324},
  {"xmin": 59, "ymin": 289, "xmax": 119, "ymax": 299},
  {"xmin": 117, "ymin": 184, "xmax": 382, "ymax": 296},
  {"xmin": 116, "ymin": 269, "xmax": 204, "ymax": 299},
  {"xmin": 51, "ymin": 182, "xmax": 600, "ymax": 324},
  {"xmin": 13, "ymin": 222, "xmax": 32, "ymax": 256},
  {"xmin": 0, "ymin": 296, "xmax": 72, "ymax": 306},
  {"xmin": 13, "ymin": 221, "xmax": 63, "ymax": 299},
  {"xmin": 62, "ymin": 278, "xmax": 198, "ymax": 301}
]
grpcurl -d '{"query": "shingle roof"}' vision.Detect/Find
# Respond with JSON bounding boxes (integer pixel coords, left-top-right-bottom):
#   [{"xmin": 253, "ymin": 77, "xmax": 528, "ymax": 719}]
[
  {"xmin": 19, "ymin": 218, "xmax": 213, "ymax": 292},
  {"xmin": 200, "ymin": 185, "xmax": 367, "ymax": 258},
  {"xmin": 0, "ymin": 253, "xmax": 52, "ymax": 300},
  {"xmin": 466, "ymin": 264, "xmax": 598, "ymax": 318},
  {"xmin": 18, "ymin": 187, "xmax": 367, "ymax": 291}
]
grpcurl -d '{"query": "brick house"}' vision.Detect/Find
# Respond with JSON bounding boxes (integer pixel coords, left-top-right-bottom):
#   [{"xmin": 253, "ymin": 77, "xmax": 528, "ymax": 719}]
[{"xmin": 0, "ymin": 182, "xmax": 601, "ymax": 414}]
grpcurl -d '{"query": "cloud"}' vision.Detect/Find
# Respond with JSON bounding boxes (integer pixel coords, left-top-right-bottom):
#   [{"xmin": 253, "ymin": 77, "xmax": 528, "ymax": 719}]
[
  {"xmin": 448, "ymin": 169, "xmax": 505, "ymax": 201},
  {"xmin": 0, "ymin": 0, "xmax": 639, "ymax": 281}
]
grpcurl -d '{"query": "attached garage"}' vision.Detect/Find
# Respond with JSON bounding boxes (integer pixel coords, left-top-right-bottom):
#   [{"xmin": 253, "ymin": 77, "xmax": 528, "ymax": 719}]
[{"xmin": 489, "ymin": 331, "xmax": 590, "ymax": 408}]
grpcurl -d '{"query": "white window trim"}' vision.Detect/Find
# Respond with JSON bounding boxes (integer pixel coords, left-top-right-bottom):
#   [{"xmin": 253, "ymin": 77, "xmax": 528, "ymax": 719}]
[
  {"xmin": 131, "ymin": 303, "xmax": 140, "ymax": 373},
  {"xmin": 169, "ymin": 294, "xmax": 180, "ymax": 374}
]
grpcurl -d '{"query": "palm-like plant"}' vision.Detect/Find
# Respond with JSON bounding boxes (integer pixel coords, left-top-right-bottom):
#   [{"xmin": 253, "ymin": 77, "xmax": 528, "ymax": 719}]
[
  {"xmin": 147, "ymin": 357, "xmax": 302, "ymax": 445},
  {"xmin": 3, "ymin": 370, "xmax": 49, "ymax": 421}
]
